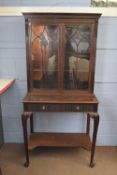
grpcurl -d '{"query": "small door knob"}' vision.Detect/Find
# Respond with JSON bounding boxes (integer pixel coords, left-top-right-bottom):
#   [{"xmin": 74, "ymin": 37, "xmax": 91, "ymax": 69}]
[
  {"xmin": 42, "ymin": 105, "xmax": 46, "ymax": 111},
  {"xmin": 76, "ymin": 106, "xmax": 80, "ymax": 111}
]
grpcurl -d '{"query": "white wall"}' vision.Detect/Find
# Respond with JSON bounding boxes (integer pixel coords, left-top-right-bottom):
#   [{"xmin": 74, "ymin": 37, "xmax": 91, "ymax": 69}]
[
  {"xmin": 0, "ymin": 0, "xmax": 90, "ymax": 6},
  {"xmin": 0, "ymin": 1, "xmax": 117, "ymax": 146}
]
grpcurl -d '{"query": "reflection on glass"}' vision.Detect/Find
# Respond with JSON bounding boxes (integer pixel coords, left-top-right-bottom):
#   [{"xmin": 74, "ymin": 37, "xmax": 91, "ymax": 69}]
[
  {"xmin": 64, "ymin": 25, "xmax": 90, "ymax": 90},
  {"xmin": 31, "ymin": 25, "xmax": 58, "ymax": 89}
]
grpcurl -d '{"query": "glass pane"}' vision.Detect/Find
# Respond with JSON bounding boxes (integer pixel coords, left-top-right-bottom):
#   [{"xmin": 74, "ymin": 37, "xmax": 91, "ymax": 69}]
[
  {"xmin": 64, "ymin": 25, "xmax": 90, "ymax": 90},
  {"xmin": 31, "ymin": 25, "xmax": 59, "ymax": 89}
]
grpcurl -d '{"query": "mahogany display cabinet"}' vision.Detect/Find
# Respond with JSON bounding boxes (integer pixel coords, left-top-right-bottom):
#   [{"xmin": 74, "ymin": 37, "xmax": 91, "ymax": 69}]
[{"xmin": 22, "ymin": 13, "xmax": 101, "ymax": 167}]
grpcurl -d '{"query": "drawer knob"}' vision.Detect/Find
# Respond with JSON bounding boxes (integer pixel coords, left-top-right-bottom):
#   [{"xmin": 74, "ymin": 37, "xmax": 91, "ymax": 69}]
[
  {"xmin": 76, "ymin": 106, "xmax": 80, "ymax": 111},
  {"xmin": 42, "ymin": 105, "xmax": 46, "ymax": 111}
]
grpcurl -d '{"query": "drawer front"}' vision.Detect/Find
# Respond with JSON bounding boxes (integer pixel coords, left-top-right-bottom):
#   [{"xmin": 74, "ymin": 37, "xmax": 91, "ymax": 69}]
[{"xmin": 24, "ymin": 103, "xmax": 97, "ymax": 112}]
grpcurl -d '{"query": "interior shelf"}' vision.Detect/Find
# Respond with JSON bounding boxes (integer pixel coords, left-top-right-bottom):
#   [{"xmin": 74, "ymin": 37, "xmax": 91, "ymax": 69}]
[{"xmin": 28, "ymin": 133, "xmax": 91, "ymax": 151}]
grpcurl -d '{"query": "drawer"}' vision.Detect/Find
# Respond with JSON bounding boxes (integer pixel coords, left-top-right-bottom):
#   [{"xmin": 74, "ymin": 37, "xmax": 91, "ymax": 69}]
[
  {"xmin": 24, "ymin": 103, "xmax": 97, "ymax": 112},
  {"xmin": 70, "ymin": 104, "xmax": 96, "ymax": 112}
]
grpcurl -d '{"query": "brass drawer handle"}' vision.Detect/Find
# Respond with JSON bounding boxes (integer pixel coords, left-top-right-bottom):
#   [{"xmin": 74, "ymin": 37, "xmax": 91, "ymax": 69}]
[
  {"xmin": 42, "ymin": 105, "xmax": 46, "ymax": 111},
  {"xmin": 76, "ymin": 106, "xmax": 80, "ymax": 111}
]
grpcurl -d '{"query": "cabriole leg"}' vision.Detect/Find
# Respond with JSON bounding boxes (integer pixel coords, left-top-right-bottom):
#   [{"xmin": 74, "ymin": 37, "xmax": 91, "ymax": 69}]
[
  {"xmin": 86, "ymin": 113, "xmax": 90, "ymax": 135},
  {"xmin": 30, "ymin": 113, "xmax": 34, "ymax": 133},
  {"xmin": 88, "ymin": 112, "xmax": 99, "ymax": 168},
  {"xmin": 22, "ymin": 112, "xmax": 33, "ymax": 167}
]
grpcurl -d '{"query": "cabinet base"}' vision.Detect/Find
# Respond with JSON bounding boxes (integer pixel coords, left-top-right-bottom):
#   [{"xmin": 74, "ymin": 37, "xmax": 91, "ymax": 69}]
[{"xmin": 28, "ymin": 132, "xmax": 91, "ymax": 151}]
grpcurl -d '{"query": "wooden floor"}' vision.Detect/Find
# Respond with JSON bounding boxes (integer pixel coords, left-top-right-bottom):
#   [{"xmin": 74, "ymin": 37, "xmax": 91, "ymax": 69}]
[{"xmin": 0, "ymin": 144, "xmax": 117, "ymax": 175}]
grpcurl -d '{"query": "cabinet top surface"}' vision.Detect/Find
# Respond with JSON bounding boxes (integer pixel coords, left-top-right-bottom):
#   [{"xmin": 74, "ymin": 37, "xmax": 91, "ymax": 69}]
[
  {"xmin": 23, "ymin": 91, "xmax": 98, "ymax": 104},
  {"xmin": 23, "ymin": 13, "xmax": 101, "ymax": 20}
]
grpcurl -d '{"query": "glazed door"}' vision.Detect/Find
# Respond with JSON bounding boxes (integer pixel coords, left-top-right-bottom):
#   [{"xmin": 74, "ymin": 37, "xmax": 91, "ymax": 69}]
[
  {"xmin": 26, "ymin": 18, "xmax": 96, "ymax": 92},
  {"xmin": 31, "ymin": 24, "xmax": 59, "ymax": 89},
  {"xmin": 63, "ymin": 24, "xmax": 91, "ymax": 90}
]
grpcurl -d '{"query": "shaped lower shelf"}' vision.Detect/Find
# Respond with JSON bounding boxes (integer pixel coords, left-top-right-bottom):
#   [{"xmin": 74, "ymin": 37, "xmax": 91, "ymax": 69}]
[{"xmin": 28, "ymin": 133, "xmax": 91, "ymax": 151}]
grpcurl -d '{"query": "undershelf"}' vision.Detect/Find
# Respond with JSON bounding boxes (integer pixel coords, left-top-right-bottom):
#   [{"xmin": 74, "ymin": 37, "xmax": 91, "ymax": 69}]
[{"xmin": 28, "ymin": 132, "xmax": 91, "ymax": 151}]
